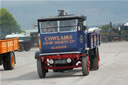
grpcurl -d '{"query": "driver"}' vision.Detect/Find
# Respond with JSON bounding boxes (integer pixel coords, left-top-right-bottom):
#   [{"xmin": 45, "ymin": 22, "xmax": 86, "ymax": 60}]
[{"xmin": 47, "ymin": 23, "xmax": 56, "ymax": 32}]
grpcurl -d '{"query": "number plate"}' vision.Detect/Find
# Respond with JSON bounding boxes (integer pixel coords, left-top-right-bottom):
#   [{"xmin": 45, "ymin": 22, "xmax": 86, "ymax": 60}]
[{"xmin": 55, "ymin": 60, "xmax": 67, "ymax": 64}]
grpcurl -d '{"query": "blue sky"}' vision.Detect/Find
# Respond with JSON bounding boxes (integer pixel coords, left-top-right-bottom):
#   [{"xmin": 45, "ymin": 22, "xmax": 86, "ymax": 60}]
[{"xmin": 1, "ymin": 0, "xmax": 128, "ymax": 29}]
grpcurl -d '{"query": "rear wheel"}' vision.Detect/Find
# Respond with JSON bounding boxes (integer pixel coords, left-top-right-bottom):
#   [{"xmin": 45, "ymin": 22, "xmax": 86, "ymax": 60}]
[
  {"xmin": 81, "ymin": 56, "xmax": 89, "ymax": 76},
  {"xmin": 37, "ymin": 59, "xmax": 46, "ymax": 78},
  {"xmin": 89, "ymin": 50, "xmax": 93, "ymax": 70},
  {"xmin": 3, "ymin": 52, "xmax": 15, "ymax": 70},
  {"xmin": 93, "ymin": 48, "xmax": 99, "ymax": 70}
]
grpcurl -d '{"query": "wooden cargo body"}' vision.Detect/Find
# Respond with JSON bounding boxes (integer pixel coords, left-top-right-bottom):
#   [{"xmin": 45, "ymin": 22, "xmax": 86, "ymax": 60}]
[{"xmin": 0, "ymin": 38, "xmax": 19, "ymax": 54}]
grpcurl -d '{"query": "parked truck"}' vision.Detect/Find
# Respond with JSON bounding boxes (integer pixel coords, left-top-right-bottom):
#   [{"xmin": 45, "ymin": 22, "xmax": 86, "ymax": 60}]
[
  {"xmin": 0, "ymin": 38, "xmax": 19, "ymax": 70},
  {"xmin": 35, "ymin": 10, "xmax": 101, "ymax": 78},
  {"xmin": 6, "ymin": 33, "xmax": 32, "ymax": 52}
]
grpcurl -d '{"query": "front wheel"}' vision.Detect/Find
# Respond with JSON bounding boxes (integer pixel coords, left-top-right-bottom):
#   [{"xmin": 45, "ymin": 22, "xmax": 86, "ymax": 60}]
[
  {"xmin": 81, "ymin": 56, "xmax": 89, "ymax": 76},
  {"xmin": 3, "ymin": 52, "xmax": 15, "ymax": 70},
  {"xmin": 37, "ymin": 59, "xmax": 46, "ymax": 78}
]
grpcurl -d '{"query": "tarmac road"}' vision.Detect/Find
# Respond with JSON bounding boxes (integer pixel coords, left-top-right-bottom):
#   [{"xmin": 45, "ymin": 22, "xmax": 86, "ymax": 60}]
[{"xmin": 0, "ymin": 42, "xmax": 128, "ymax": 85}]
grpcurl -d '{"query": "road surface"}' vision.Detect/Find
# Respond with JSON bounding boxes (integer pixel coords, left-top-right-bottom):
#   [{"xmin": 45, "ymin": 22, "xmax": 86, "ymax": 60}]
[{"xmin": 0, "ymin": 42, "xmax": 128, "ymax": 85}]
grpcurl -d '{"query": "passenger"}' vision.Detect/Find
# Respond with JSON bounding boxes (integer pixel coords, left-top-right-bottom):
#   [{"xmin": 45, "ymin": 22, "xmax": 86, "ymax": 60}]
[{"xmin": 46, "ymin": 23, "xmax": 57, "ymax": 32}]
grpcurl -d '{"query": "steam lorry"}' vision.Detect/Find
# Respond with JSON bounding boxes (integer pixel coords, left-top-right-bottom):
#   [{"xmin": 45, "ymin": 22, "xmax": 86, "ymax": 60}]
[
  {"xmin": 0, "ymin": 38, "xmax": 19, "ymax": 70},
  {"xmin": 35, "ymin": 10, "xmax": 101, "ymax": 78}
]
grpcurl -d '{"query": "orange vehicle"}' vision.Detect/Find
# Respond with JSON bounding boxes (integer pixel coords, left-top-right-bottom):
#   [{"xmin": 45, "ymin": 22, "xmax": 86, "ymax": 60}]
[{"xmin": 0, "ymin": 38, "xmax": 19, "ymax": 70}]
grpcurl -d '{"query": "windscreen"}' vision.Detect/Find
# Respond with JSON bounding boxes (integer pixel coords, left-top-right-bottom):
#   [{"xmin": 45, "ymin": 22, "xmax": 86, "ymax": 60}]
[
  {"xmin": 40, "ymin": 21, "xmax": 58, "ymax": 33},
  {"xmin": 39, "ymin": 19, "xmax": 77, "ymax": 33},
  {"xmin": 60, "ymin": 19, "xmax": 77, "ymax": 32}
]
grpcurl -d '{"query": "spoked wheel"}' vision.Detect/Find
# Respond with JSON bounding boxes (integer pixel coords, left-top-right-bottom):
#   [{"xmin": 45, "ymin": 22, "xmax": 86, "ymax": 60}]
[
  {"xmin": 93, "ymin": 48, "xmax": 99, "ymax": 70},
  {"xmin": 3, "ymin": 52, "xmax": 15, "ymax": 70},
  {"xmin": 37, "ymin": 59, "xmax": 46, "ymax": 78},
  {"xmin": 81, "ymin": 56, "xmax": 89, "ymax": 76}
]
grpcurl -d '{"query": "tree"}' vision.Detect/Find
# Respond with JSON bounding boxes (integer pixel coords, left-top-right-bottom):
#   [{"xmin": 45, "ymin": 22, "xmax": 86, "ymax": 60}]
[
  {"xmin": 100, "ymin": 24, "xmax": 110, "ymax": 30},
  {"xmin": 0, "ymin": 8, "xmax": 22, "ymax": 36}
]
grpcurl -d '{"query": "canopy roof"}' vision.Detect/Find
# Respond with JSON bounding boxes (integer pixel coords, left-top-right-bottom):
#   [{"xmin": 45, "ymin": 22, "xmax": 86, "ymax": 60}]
[{"xmin": 38, "ymin": 15, "xmax": 86, "ymax": 22}]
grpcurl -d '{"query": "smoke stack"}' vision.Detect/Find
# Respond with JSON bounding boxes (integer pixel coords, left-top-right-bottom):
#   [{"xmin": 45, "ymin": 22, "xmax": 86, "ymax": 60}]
[{"xmin": 58, "ymin": 10, "xmax": 67, "ymax": 16}]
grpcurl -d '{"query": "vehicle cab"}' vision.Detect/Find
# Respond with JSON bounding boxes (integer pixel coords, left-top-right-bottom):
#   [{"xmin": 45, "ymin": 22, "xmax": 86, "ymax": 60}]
[{"xmin": 37, "ymin": 14, "xmax": 87, "ymax": 55}]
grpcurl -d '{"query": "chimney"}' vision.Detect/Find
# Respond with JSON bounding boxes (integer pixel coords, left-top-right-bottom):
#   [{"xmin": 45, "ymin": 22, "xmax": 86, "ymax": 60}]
[{"xmin": 58, "ymin": 10, "xmax": 67, "ymax": 16}]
